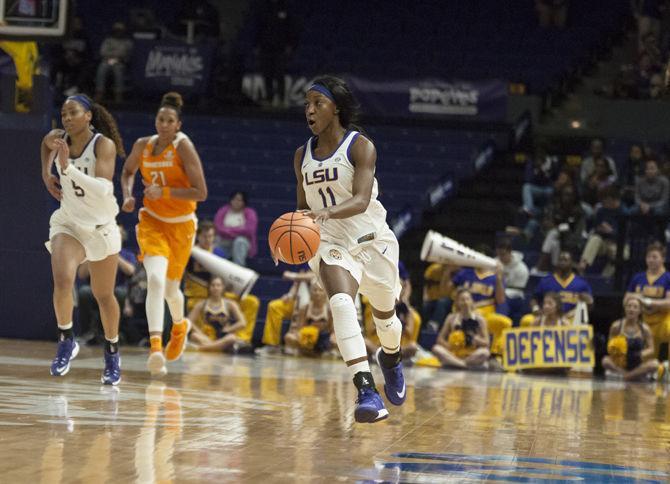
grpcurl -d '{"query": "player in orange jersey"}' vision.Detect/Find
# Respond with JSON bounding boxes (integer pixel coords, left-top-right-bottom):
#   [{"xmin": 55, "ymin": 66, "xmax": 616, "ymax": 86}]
[{"xmin": 121, "ymin": 92, "xmax": 207, "ymax": 376}]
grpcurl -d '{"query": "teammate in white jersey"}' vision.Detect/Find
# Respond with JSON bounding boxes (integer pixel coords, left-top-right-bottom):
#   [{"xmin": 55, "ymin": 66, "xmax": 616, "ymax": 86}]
[
  {"xmin": 40, "ymin": 95, "xmax": 125, "ymax": 385},
  {"xmin": 293, "ymin": 76, "xmax": 405, "ymax": 423}
]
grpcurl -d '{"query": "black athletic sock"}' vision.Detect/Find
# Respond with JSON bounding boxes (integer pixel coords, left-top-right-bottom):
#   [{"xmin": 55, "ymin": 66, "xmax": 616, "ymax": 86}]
[
  {"xmin": 353, "ymin": 371, "xmax": 377, "ymax": 392},
  {"xmin": 59, "ymin": 328, "xmax": 74, "ymax": 341},
  {"xmin": 105, "ymin": 340, "xmax": 118, "ymax": 354},
  {"xmin": 378, "ymin": 349, "xmax": 401, "ymax": 369}
]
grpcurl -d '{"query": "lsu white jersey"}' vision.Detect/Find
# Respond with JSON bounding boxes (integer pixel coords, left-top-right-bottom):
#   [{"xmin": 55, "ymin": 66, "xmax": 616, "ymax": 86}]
[
  {"xmin": 54, "ymin": 133, "xmax": 119, "ymax": 227},
  {"xmin": 301, "ymin": 130, "xmax": 389, "ymax": 250}
]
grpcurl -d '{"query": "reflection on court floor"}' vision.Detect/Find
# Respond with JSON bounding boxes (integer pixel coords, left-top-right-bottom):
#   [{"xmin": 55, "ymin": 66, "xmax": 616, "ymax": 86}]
[{"xmin": 0, "ymin": 340, "xmax": 668, "ymax": 482}]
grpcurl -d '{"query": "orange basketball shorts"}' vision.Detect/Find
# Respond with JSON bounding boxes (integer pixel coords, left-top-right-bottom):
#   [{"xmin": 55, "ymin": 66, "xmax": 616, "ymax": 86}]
[{"xmin": 136, "ymin": 210, "xmax": 196, "ymax": 281}]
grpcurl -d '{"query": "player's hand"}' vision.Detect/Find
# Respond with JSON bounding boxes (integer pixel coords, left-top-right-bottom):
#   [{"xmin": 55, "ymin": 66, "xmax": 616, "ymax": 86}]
[
  {"xmin": 43, "ymin": 174, "xmax": 62, "ymax": 200},
  {"xmin": 282, "ymin": 271, "xmax": 297, "ymax": 280},
  {"xmin": 301, "ymin": 208, "xmax": 331, "ymax": 223},
  {"xmin": 53, "ymin": 138, "xmax": 70, "ymax": 172},
  {"xmin": 143, "ymin": 184, "xmax": 162, "ymax": 200},
  {"xmin": 121, "ymin": 196, "xmax": 136, "ymax": 212}
]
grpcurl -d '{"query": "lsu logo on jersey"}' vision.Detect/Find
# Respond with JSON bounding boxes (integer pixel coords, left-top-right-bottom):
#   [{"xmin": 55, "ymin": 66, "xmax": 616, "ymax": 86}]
[{"xmin": 305, "ymin": 167, "xmax": 338, "ymax": 185}]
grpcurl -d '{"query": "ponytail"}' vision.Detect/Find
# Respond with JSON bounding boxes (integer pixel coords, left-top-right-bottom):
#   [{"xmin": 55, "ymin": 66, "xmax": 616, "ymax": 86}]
[{"xmin": 91, "ymin": 102, "xmax": 126, "ymax": 158}]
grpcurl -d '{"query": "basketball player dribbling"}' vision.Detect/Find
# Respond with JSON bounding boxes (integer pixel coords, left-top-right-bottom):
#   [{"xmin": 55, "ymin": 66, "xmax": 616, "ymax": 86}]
[
  {"xmin": 121, "ymin": 92, "xmax": 207, "ymax": 376},
  {"xmin": 291, "ymin": 75, "xmax": 405, "ymax": 423},
  {"xmin": 41, "ymin": 94, "xmax": 125, "ymax": 385}
]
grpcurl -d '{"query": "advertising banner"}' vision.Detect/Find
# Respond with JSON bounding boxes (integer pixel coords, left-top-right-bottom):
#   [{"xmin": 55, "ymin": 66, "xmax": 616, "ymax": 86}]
[{"xmin": 131, "ymin": 40, "xmax": 214, "ymax": 95}]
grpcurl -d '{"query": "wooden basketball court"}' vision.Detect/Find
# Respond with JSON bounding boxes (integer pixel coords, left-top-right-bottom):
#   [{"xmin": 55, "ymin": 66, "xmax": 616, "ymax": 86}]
[{"xmin": 0, "ymin": 339, "xmax": 668, "ymax": 482}]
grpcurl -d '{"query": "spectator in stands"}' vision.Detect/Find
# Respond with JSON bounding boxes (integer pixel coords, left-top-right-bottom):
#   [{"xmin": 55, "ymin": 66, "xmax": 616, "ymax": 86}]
[
  {"xmin": 532, "ymin": 291, "xmax": 566, "ymax": 326},
  {"xmin": 188, "ymin": 276, "xmax": 251, "ymax": 353},
  {"xmin": 579, "ymin": 157, "xmax": 617, "ymax": 216},
  {"xmin": 77, "ymin": 224, "xmax": 136, "ymax": 344},
  {"xmin": 363, "ymin": 262, "xmax": 420, "ymax": 361},
  {"xmin": 522, "ymin": 251, "xmax": 593, "ymax": 326},
  {"xmin": 129, "ymin": 8, "xmax": 163, "ymax": 41},
  {"xmin": 578, "ymin": 186, "xmax": 626, "ymax": 277},
  {"xmin": 532, "ymin": 185, "xmax": 586, "ymax": 273},
  {"xmin": 170, "ymin": 0, "xmax": 220, "ymax": 42},
  {"xmin": 422, "ymin": 262, "xmax": 456, "ymax": 332},
  {"xmin": 578, "ymin": 186, "xmax": 628, "ymax": 277},
  {"xmin": 622, "ymin": 143, "xmax": 647, "ymax": 206},
  {"xmin": 52, "ymin": 16, "xmax": 91, "ymax": 97},
  {"xmin": 535, "ymin": 0, "xmax": 569, "ymax": 29},
  {"xmin": 495, "ymin": 237, "xmax": 529, "ymax": 325},
  {"xmin": 521, "ymin": 144, "xmax": 559, "ymax": 217},
  {"xmin": 635, "ymin": 51, "xmax": 664, "ymax": 99},
  {"xmin": 447, "ymin": 251, "xmax": 512, "ymax": 367},
  {"xmin": 183, "ymin": 220, "xmax": 259, "ymax": 342},
  {"xmin": 629, "ymin": 158, "xmax": 669, "ymax": 216},
  {"xmin": 579, "ymin": 138, "xmax": 617, "ymax": 186},
  {"xmin": 522, "ymin": 167, "xmax": 576, "ymax": 243},
  {"xmin": 254, "ymin": 0, "xmax": 298, "ymax": 107},
  {"xmin": 432, "ymin": 288, "xmax": 490, "ymax": 369},
  {"xmin": 632, "ymin": 0, "xmax": 664, "ymax": 50},
  {"xmin": 284, "ymin": 281, "xmax": 333, "ymax": 357},
  {"xmin": 603, "ymin": 296, "xmax": 660, "ymax": 381},
  {"xmin": 625, "ymin": 241, "xmax": 670, "ymax": 359},
  {"xmin": 257, "ymin": 268, "xmax": 314, "ymax": 354},
  {"xmin": 214, "ymin": 191, "xmax": 258, "ymax": 267},
  {"xmin": 94, "ymin": 22, "xmax": 133, "ymax": 104}
]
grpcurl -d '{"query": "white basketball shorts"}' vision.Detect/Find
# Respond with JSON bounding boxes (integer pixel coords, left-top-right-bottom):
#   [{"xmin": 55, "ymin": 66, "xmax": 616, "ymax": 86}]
[
  {"xmin": 46, "ymin": 208, "xmax": 121, "ymax": 262},
  {"xmin": 308, "ymin": 227, "xmax": 401, "ymax": 312}
]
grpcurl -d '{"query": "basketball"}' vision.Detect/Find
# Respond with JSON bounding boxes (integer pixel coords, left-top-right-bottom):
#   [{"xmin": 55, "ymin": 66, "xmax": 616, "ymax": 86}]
[{"xmin": 268, "ymin": 212, "xmax": 320, "ymax": 265}]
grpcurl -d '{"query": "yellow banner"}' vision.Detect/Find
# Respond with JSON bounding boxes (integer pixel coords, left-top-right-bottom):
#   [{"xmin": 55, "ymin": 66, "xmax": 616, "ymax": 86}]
[{"xmin": 502, "ymin": 325, "xmax": 594, "ymax": 371}]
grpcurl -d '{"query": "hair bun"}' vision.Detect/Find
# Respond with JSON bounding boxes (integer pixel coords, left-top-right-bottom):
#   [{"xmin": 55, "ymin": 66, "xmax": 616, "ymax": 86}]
[{"xmin": 161, "ymin": 91, "xmax": 184, "ymax": 110}]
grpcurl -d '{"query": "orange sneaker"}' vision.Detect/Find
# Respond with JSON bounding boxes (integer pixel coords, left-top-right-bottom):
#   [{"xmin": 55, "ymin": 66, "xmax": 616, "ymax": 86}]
[
  {"xmin": 165, "ymin": 319, "xmax": 191, "ymax": 362},
  {"xmin": 147, "ymin": 336, "xmax": 167, "ymax": 376}
]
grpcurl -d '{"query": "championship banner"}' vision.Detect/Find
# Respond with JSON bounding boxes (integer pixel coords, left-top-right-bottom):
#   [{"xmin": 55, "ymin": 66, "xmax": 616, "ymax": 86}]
[
  {"xmin": 503, "ymin": 325, "xmax": 594, "ymax": 371},
  {"xmin": 131, "ymin": 40, "xmax": 214, "ymax": 95}
]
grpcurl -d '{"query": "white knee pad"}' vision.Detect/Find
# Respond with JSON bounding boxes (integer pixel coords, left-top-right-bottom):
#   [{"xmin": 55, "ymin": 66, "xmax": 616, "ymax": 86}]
[
  {"xmin": 374, "ymin": 314, "xmax": 402, "ymax": 353},
  {"xmin": 330, "ymin": 293, "xmax": 368, "ymax": 374},
  {"xmin": 164, "ymin": 279, "xmax": 185, "ymax": 322}
]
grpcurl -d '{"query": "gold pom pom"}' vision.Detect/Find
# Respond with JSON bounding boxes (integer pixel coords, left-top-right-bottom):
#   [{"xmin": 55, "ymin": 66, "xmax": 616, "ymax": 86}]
[
  {"xmin": 607, "ymin": 335, "xmax": 628, "ymax": 357},
  {"xmin": 298, "ymin": 325, "xmax": 320, "ymax": 350},
  {"xmin": 448, "ymin": 330, "xmax": 466, "ymax": 350}
]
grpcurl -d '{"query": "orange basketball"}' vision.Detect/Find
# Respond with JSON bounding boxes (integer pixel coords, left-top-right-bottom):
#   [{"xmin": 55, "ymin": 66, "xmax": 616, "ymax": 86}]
[{"xmin": 268, "ymin": 212, "xmax": 320, "ymax": 265}]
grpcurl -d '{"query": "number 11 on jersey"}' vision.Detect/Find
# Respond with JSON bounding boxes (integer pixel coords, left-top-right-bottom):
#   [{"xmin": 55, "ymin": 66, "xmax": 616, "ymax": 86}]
[{"xmin": 318, "ymin": 186, "xmax": 336, "ymax": 208}]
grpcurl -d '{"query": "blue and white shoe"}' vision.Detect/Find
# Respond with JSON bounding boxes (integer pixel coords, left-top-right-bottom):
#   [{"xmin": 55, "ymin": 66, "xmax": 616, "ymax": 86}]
[
  {"xmin": 354, "ymin": 387, "xmax": 389, "ymax": 423},
  {"xmin": 101, "ymin": 350, "xmax": 121, "ymax": 385},
  {"xmin": 375, "ymin": 347, "xmax": 406, "ymax": 406},
  {"xmin": 50, "ymin": 339, "xmax": 80, "ymax": 376}
]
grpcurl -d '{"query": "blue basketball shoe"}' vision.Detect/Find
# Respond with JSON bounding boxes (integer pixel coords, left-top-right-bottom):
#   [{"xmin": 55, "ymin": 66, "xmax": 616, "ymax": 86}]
[
  {"xmin": 101, "ymin": 350, "xmax": 121, "ymax": 385},
  {"xmin": 50, "ymin": 338, "xmax": 80, "ymax": 376},
  {"xmin": 375, "ymin": 347, "xmax": 406, "ymax": 406},
  {"xmin": 354, "ymin": 386, "xmax": 389, "ymax": 423}
]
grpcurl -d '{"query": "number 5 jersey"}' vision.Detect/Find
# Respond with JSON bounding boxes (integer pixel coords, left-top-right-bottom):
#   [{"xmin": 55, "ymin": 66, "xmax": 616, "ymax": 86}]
[{"xmin": 55, "ymin": 132, "xmax": 118, "ymax": 228}]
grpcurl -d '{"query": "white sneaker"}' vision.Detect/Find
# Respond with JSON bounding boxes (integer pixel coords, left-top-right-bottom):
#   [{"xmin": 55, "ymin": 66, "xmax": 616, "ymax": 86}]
[
  {"xmin": 255, "ymin": 345, "xmax": 280, "ymax": 356},
  {"xmin": 147, "ymin": 351, "xmax": 167, "ymax": 377}
]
